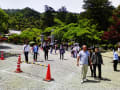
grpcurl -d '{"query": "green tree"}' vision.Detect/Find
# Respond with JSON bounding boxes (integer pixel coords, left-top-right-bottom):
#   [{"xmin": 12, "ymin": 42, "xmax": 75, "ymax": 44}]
[
  {"xmin": 52, "ymin": 19, "xmax": 103, "ymax": 45},
  {"xmin": 56, "ymin": 6, "xmax": 68, "ymax": 22},
  {"xmin": 65, "ymin": 13, "xmax": 78, "ymax": 24},
  {"xmin": 8, "ymin": 34, "xmax": 21, "ymax": 44},
  {"xmin": 20, "ymin": 28, "xmax": 42, "ymax": 42},
  {"xmin": 5, "ymin": 7, "xmax": 41, "ymax": 30},
  {"xmin": 0, "ymin": 8, "xmax": 8, "ymax": 34},
  {"xmin": 83, "ymin": 0, "xmax": 114, "ymax": 31},
  {"xmin": 41, "ymin": 5, "xmax": 55, "ymax": 29}
]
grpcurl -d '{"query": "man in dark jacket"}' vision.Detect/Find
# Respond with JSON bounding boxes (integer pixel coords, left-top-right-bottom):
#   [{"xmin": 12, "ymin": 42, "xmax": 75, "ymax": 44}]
[
  {"xmin": 91, "ymin": 47, "xmax": 103, "ymax": 79},
  {"xmin": 43, "ymin": 43, "xmax": 49, "ymax": 61},
  {"xmin": 60, "ymin": 44, "xmax": 65, "ymax": 60}
]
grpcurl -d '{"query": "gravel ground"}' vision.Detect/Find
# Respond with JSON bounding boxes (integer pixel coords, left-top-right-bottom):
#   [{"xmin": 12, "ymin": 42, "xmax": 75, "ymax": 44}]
[{"xmin": 0, "ymin": 43, "xmax": 120, "ymax": 90}]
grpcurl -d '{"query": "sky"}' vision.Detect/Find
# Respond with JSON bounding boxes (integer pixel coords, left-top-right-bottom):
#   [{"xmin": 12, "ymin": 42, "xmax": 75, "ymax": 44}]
[{"xmin": 0, "ymin": 0, "xmax": 120, "ymax": 13}]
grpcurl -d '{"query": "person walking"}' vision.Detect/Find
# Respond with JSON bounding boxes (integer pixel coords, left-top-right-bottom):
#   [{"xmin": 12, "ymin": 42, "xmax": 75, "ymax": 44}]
[
  {"xmin": 32, "ymin": 43, "xmax": 39, "ymax": 62},
  {"xmin": 91, "ymin": 47, "xmax": 103, "ymax": 79},
  {"xmin": 73, "ymin": 45, "xmax": 77, "ymax": 58},
  {"xmin": 43, "ymin": 43, "xmax": 49, "ymax": 61},
  {"xmin": 50, "ymin": 43, "xmax": 54, "ymax": 54},
  {"xmin": 113, "ymin": 50, "xmax": 119, "ymax": 71},
  {"xmin": 55, "ymin": 44, "xmax": 57, "ymax": 54},
  {"xmin": 64, "ymin": 43, "xmax": 68, "ymax": 51},
  {"xmin": 76, "ymin": 45, "xmax": 80, "ymax": 53},
  {"xmin": 71, "ymin": 45, "xmax": 74, "ymax": 57},
  {"xmin": 59, "ymin": 45, "xmax": 65, "ymax": 60},
  {"xmin": 23, "ymin": 42, "xmax": 30, "ymax": 63},
  {"xmin": 77, "ymin": 45, "xmax": 91, "ymax": 83}
]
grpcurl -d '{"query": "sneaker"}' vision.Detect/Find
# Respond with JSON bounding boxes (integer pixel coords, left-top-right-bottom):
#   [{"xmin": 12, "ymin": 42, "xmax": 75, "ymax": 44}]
[
  {"xmin": 81, "ymin": 80, "xmax": 84, "ymax": 84},
  {"xmin": 84, "ymin": 79, "xmax": 88, "ymax": 82}
]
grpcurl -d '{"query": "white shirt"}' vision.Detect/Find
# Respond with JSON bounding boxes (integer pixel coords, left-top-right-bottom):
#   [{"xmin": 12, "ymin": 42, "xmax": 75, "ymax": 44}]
[
  {"xmin": 78, "ymin": 50, "xmax": 90, "ymax": 65},
  {"xmin": 73, "ymin": 47, "xmax": 77, "ymax": 51},
  {"xmin": 113, "ymin": 52, "xmax": 119, "ymax": 60},
  {"xmin": 76, "ymin": 46, "xmax": 80, "ymax": 51},
  {"xmin": 23, "ymin": 44, "xmax": 30, "ymax": 52}
]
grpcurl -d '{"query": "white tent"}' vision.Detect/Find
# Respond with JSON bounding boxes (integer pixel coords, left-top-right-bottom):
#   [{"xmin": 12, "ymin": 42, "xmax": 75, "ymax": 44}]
[{"xmin": 9, "ymin": 30, "xmax": 21, "ymax": 35}]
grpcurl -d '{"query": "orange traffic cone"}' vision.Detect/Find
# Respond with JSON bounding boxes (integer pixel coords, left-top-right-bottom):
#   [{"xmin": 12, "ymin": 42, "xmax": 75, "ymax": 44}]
[
  {"xmin": 0, "ymin": 51, "xmax": 4, "ymax": 60},
  {"xmin": 18, "ymin": 54, "xmax": 21, "ymax": 63},
  {"xmin": 43, "ymin": 64, "xmax": 54, "ymax": 82},
  {"xmin": 15, "ymin": 56, "xmax": 23, "ymax": 73}
]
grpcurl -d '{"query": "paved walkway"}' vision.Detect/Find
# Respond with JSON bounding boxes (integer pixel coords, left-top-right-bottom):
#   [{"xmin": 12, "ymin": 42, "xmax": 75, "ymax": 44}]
[{"xmin": 0, "ymin": 43, "xmax": 120, "ymax": 90}]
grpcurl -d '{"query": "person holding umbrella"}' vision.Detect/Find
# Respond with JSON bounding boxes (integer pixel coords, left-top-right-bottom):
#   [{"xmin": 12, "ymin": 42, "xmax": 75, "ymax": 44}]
[{"xmin": 43, "ymin": 42, "xmax": 50, "ymax": 61}]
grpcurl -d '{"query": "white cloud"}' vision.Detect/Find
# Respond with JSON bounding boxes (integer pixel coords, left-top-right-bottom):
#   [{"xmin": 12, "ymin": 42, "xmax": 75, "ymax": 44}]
[
  {"xmin": 0, "ymin": 0, "xmax": 120, "ymax": 13},
  {"xmin": 109, "ymin": 0, "xmax": 120, "ymax": 7},
  {"xmin": 0, "ymin": 0, "xmax": 84, "ymax": 13}
]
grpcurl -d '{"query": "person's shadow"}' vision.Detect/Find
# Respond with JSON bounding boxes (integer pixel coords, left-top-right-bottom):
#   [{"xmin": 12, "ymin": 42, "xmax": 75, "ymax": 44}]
[
  {"xmin": 85, "ymin": 77, "xmax": 111, "ymax": 83},
  {"xmin": 84, "ymin": 80, "xmax": 100, "ymax": 83},
  {"xmin": 115, "ymin": 70, "xmax": 120, "ymax": 72},
  {"xmin": 47, "ymin": 60, "xmax": 54, "ymax": 62},
  {"xmin": 0, "ymin": 46, "xmax": 11, "ymax": 49},
  {"xmin": 100, "ymin": 77, "xmax": 111, "ymax": 81},
  {"xmin": 37, "ymin": 61, "xmax": 44, "ymax": 62}
]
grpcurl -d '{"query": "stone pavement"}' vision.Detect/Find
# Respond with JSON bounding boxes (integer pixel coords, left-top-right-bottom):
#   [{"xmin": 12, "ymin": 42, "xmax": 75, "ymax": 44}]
[{"xmin": 0, "ymin": 43, "xmax": 120, "ymax": 90}]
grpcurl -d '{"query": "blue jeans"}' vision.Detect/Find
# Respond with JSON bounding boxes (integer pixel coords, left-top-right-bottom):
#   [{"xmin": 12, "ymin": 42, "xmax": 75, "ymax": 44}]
[{"xmin": 50, "ymin": 48, "xmax": 53, "ymax": 54}]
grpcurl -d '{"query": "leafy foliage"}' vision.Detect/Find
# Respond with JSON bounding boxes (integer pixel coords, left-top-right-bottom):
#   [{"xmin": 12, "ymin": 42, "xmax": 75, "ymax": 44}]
[
  {"xmin": 20, "ymin": 28, "xmax": 42, "ymax": 41},
  {"xmin": 102, "ymin": 5, "xmax": 120, "ymax": 44},
  {"xmin": 8, "ymin": 28, "xmax": 42, "ymax": 44},
  {"xmin": 83, "ymin": 0, "xmax": 114, "ymax": 31},
  {"xmin": 50, "ymin": 19, "xmax": 103, "ymax": 45},
  {"xmin": 0, "ymin": 3, "xmax": 119, "ymax": 46},
  {"xmin": 0, "ymin": 8, "xmax": 8, "ymax": 33}
]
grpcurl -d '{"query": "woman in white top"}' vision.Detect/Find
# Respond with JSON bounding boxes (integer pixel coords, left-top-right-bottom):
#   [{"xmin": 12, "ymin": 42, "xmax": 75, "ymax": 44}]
[
  {"xmin": 113, "ymin": 51, "xmax": 119, "ymax": 71},
  {"xmin": 23, "ymin": 42, "xmax": 30, "ymax": 63}
]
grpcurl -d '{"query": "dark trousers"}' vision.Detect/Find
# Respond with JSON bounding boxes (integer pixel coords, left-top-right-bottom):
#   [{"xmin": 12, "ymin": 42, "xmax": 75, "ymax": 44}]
[
  {"xmin": 93, "ymin": 64, "xmax": 101, "ymax": 78},
  {"xmin": 60, "ymin": 53, "xmax": 64, "ymax": 60},
  {"xmin": 55, "ymin": 49, "xmax": 57, "ymax": 54},
  {"xmin": 119, "ymin": 56, "xmax": 120, "ymax": 63},
  {"xmin": 89, "ymin": 60, "xmax": 93, "ymax": 77},
  {"xmin": 113, "ymin": 60, "xmax": 118, "ymax": 71},
  {"xmin": 24, "ymin": 52, "xmax": 29, "ymax": 63},
  {"xmin": 34, "ymin": 52, "xmax": 38, "ymax": 61},
  {"xmin": 44, "ymin": 52, "xmax": 48, "ymax": 60},
  {"xmin": 89, "ymin": 65, "xmax": 93, "ymax": 77}
]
